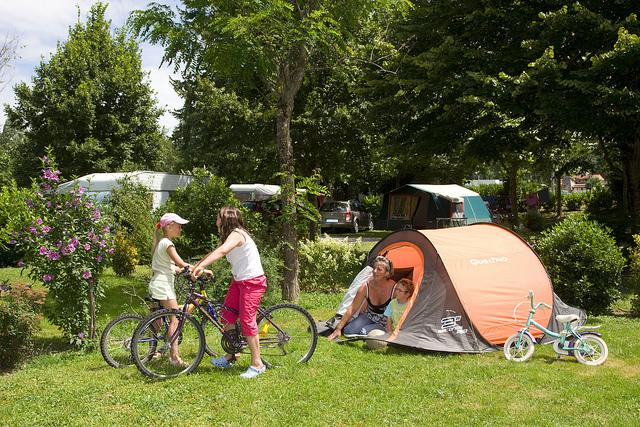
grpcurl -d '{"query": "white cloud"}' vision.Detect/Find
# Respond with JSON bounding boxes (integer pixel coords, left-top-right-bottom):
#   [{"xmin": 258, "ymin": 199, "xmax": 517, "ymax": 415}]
[{"xmin": 0, "ymin": 0, "xmax": 181, "ymax": 132}]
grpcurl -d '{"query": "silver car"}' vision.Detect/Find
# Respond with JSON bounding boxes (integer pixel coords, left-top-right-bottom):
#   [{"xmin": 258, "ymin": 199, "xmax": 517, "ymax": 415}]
[{"xmin": 320, "ymin": 200, "xmax": 373, "ymax": 233}]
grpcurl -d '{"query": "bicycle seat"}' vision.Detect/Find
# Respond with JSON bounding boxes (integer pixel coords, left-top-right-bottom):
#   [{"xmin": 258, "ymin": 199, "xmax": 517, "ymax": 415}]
[{"xmin": 555, "ymin": 314, "xmax": 579, "ymax": 324}]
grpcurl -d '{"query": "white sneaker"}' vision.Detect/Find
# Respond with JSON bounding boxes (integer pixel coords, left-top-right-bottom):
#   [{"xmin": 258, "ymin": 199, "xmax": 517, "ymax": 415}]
[{"xmin": 240, "ymin": 365, "xmax": 266, "ymax": 379}]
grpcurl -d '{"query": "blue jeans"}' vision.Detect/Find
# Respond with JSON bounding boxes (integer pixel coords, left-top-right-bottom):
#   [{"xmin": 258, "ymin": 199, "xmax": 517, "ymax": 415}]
[{"xmin": 343, "ymin": 314, "xmax": 385, "ymax": 336}]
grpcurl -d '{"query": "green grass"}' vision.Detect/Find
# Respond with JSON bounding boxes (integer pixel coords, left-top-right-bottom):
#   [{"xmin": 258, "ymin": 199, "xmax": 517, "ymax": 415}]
[{"xmin": 1, "ymin": 268, "xmax": 639, "ymax": 426}]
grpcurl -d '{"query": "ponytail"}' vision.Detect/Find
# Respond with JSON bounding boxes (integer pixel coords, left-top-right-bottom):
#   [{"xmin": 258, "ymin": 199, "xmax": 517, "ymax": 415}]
[{"xmin": 151, "ymin": 227, "xmax": 163, "ymax": 260}]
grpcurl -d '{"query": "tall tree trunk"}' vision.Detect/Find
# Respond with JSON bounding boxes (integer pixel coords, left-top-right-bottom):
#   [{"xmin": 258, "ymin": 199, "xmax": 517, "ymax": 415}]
[
  {"xmin": 555, "ymin": 174, "xmax": 562, "ymax": 217},
  {"xmin": 88, "ymin": 279, "xmax": 96, "ymax": 339},
  {"xmin": 277, "ymin": 45, "xmax": 308, "ymax": 302},
  {"xmin": 508, "ymin": 160, "xmax": 519, "ymax": 225}
]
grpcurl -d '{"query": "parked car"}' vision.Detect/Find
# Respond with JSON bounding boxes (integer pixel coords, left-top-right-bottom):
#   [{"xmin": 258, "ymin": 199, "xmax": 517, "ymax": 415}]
[{"xmin": 320, "ymin": 200, "xmax": 373, "ymax": 233}]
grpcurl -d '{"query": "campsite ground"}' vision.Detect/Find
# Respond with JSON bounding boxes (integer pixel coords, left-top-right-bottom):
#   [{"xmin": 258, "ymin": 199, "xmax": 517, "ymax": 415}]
[{"xmin": 1, "ymin": 267, "xmax": 639, "ymax": 426}]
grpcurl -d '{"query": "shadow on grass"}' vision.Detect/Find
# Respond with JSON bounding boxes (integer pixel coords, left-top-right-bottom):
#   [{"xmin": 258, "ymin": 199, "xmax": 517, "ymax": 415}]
[{"xmin": 32, "ymin": 335, "xmax": 75, "ymax": 355}]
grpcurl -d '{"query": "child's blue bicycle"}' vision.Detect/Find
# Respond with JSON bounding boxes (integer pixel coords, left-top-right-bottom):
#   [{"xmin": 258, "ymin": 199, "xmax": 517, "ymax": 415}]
[{"xmin": 503, "ymin": 291, "xmax": 608, "ymax": 366}]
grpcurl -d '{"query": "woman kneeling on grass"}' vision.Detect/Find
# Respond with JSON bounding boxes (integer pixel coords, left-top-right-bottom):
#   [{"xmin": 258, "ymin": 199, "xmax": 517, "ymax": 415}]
[
  {"xmin": 192, "ymin": 206, "xmax": 268, "ymax": 379},
  {"xmin": 327, "ymin": 256, "xmax": 396, "ymax": 340}
]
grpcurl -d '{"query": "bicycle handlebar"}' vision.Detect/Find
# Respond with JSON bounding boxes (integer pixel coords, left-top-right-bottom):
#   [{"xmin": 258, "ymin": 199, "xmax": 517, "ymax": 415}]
[
  {"xmin": 181, "ymin": 266, "xmax": 212, "ymax": 291},
  {"xmin": 528, "ymin": 290, "xmax": 552, "ymax": 311}
]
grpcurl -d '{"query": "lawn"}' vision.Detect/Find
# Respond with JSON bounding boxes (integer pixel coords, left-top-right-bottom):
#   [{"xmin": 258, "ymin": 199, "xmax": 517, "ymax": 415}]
[{"xmin": 1, "ymin": 267, "xmax": 639, "ymax": 426}]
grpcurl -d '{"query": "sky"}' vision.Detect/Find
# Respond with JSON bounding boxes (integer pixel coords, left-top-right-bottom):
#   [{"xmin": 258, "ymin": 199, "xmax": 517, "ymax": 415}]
[{"xmin": 0, "ymin": 0, "xmax": 181, "ymax": 133}]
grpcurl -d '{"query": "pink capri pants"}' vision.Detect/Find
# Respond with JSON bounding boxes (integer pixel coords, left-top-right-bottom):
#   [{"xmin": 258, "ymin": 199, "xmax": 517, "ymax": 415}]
[{"xmin": 221, "ymin": 275, "xmax": 267, "ymax": 336}]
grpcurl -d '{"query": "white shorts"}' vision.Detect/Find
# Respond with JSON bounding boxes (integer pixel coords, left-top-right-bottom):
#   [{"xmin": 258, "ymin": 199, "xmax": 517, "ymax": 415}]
[{"xmin": 148, "ymin": 274, "xmax": 176, "ymax": 301}]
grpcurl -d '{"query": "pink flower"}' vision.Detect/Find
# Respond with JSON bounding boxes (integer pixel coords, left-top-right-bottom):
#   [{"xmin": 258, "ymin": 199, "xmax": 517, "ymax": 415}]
[
  {"xmin": 47, "ymin": 251, "xmax": 60, "ymax": 261},
  {"xmin": 29, "ymin": 227, "xmax": 37, "ymax": 234},
  {"xmin": 39, "ymin": 246, "xmax": 48, "ymax": 255},
  {"xmin": 36, "ymin": 218, "xmax": 43, "ymax": 225},
  {"xmin": 96, "ymin": 255, "xmax": 103, "ymax": 263},
  {"xmin": 92, "ymin": 209, "xmax": 101, "ymax": 220},
  {"xmin": 42, "ymin": 274, "xmax": 54, "ymax": 282},
  {"xmin": 78, "ymin": 187, "xmax": 86, "ymax": 194},
  {"xmin": 82, "ymin": 271, "xmax": 92, "ymax": 279},
  {"xmin": 42, "ymin": 226, "xmax": 51, "ymax": 233},
  {"xmin": 17, "ymin": 260, "xmax": 25, "ymax": 267},
  {"xmin": 42, "ymin": 168, "xmax": 60, "ymax": 182},
  {"xmin": 84, "ymin": 243, "xmax": 91, "ymax": 251},
  {"xmin": 70, "ymin": 238, "xmax": 79, "ymax": 247},
  {"xmin": 26, "ymin": 199, "xmax": 33, "ymax": 208}
]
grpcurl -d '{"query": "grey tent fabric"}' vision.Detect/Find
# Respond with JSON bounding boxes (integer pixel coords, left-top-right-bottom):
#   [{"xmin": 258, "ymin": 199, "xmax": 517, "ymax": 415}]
[{"xmin": 336, "ymin": 266, "xmax": 372, "ymax": 316}]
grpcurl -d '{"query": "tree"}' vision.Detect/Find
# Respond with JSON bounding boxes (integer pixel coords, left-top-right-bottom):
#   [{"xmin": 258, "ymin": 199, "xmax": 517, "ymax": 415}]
[
  {"xmin": 367, "ymin": 1, "xmax": 571, "ymax": 223},
  {"xmin": 172, "ymin": 77, "xmax": 279, "ymax": 183},
  {"xmin": 523, "ymin": 2, "xmax": 640, "ymax": 230},
  {"xmin": 5, "ymin": 3, "xmax": 170, "ymax": 184},
  {"xmin": 0, "ymin": 34, "xmax": 19, "ymax": 93},
  {"xmin": 130, "ymin": 0, "xmax": 409, "ymax": 301}
]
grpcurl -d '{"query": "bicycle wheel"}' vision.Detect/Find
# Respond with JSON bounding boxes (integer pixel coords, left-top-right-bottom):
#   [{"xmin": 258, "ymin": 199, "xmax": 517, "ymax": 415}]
[
  {"xmin": 131, "ymin": 309, "xmax": 205, "ymax": 379},
  {"xmin": 257, "ymin": 303, "xmax": 317, "ymax": 368},
  {"xmin": 573, "ymin": 335, "xmax": 608, "ymax": 366},
  {"xmin": 100, "ymin": 313, "xmax": 144, "ymax": 368},
  {"xmin": 503, "ymin": 333, "xmax": 535, "ymax": 362}
]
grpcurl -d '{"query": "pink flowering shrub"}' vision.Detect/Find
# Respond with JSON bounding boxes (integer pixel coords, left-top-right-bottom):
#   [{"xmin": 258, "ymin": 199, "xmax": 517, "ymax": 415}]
[{"xmin": 13, "ymin": 153, "xmax": 114, "ymax": 345}]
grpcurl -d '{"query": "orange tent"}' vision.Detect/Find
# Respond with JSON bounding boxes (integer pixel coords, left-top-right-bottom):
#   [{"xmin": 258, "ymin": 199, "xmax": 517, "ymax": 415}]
[{"xmin": 328, "ymin": 223, "xmax": 583, "ymax": 353}]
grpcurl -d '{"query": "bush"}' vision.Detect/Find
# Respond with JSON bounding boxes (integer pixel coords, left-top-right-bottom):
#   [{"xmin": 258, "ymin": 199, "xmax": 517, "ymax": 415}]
[
  {"xmin": 298, "ymin": 238, "xmax": 368, "ymax": 293},
  {"xmin": 0, "ymin": 182, "xmax": 35, "ymax": 267},
  {"xmin": 108, "ymin": 178, "xmax": 154, "ymax": 264},
  {"xmin": 164, "ymin": 170, "xmax": 239, "ymax": 257},
  {"xmin": 585, "ymin": 184, "xmax": 616, "ymax": 213},
  {"xmin": 525, "ymin": 209, "xmax": 545, "ymax": 232},
  {"xmin": 563, "ymin": 192, "xmax": 589, "ymax": 211},
  {"xmin": 361, "ymin": 194, "xmax": 382, "ymax": 224},
  {"xmin": 0, "ymin": 282, "xmax": 46, "ymax": 370},
  {"xmin": 536, "ymin": 215, "xmax": 625, "ymax": 315},
  {"xmin": 12, "ymin": 154, "xmax": 114, "ymax": 344},
  {"xmin": 112, "ymin": 230, "xmax": 139, "ymax": 277}
]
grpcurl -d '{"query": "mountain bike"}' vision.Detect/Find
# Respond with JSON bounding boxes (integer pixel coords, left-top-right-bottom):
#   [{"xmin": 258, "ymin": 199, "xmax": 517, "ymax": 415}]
[
  {"xmin": 99, "ymin": 274, "xmax": 212, "ymax": 368},
  {"xmin": 504, "ymin": 290, "xmax": 608, "ymax": 366},
  {"xmin": 130, "ymin": 269, "xmax": 318, "ymax": 379}
]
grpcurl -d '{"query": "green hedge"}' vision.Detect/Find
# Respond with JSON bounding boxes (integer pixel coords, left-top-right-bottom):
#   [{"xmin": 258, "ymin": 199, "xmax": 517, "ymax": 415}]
[
  {"xmin": 108, "ymin": 178, "xmax": 154, "ymax": 264},
  {"xmin": 0, "ymin": 283, "xmax": 45, "ymax": 370},
  {"xmin": 298, "ymin": 238, "xmax": 368, "ymax": 293},
  {"xmin": 536, "ymin": 215, "xmax": 625, "ymax": 315}
]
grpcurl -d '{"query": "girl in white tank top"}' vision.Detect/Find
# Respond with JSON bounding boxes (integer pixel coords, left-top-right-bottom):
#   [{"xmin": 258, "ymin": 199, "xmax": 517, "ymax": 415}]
[{"xmin": 193, "ymin": 206, "xmax": 267, "ymax": 379}]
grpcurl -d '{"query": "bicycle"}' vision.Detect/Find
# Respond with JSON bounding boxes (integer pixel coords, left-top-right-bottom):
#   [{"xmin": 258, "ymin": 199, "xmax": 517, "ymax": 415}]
[
  {"xmin": 503, "ymin": 290, "xmax": 608, "ymax": 366},
  {"xmin": 100, "ymin": 274, "xmax": 213, "ymax": 368},
  {"xmin": 130, "ymin": 269, "xmax": 318, "ymax": 379}
]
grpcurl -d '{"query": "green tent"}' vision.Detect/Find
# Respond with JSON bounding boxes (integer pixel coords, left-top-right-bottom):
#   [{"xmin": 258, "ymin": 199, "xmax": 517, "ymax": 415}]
[{"xmin": 378, "ymin": 184, "xmax": 492, "ymax": 230}]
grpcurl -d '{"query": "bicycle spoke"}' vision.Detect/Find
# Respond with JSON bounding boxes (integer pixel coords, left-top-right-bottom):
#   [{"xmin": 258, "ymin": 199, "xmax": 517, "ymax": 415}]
[
  {"xmin": 257, "ymin": 304, "xmax": 317, "ymax": 368},
  {"xmin": 131, "ymin": 309, "xmax": 205, "ymax": 379}
]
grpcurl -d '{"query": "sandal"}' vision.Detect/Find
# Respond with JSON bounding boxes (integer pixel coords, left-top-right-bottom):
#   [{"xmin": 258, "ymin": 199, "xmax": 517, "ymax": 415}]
[
  {"xmin": 169, "ymin": 358, "xmax": 187, "ymax": 367},
  {"xmin": 210, "ymin": 355, "xmax": 232, "ymax": 369}
]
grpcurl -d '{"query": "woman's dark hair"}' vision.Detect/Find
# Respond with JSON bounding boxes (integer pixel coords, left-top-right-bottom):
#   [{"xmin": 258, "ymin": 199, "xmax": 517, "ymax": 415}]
[{"xmin": 217, "ymin": 206, "xmax": 249, "ymax": 242}]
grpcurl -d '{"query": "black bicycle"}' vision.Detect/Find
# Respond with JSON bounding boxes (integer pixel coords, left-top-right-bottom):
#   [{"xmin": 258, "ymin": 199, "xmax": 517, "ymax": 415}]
[
  {"xmin": 130, "ymin": 270, "xmax": 318, "ymax": 379},
  {"xmin": 99, "ymin": 274, "xmax": 208, "ymax": 368}
]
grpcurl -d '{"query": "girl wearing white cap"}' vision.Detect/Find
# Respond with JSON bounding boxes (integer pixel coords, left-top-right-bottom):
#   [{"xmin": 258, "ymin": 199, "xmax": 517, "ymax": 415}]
[{"xmin": 149, "ymin": 212, "xmax": 192, "ymax": 366}]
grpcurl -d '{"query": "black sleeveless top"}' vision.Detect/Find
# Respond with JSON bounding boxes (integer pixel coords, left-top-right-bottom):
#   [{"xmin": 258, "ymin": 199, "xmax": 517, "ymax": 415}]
[{"xmin": 365, "ymin": 282, "xmax": 396, "ymax": 315}]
